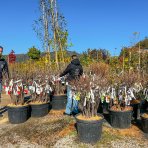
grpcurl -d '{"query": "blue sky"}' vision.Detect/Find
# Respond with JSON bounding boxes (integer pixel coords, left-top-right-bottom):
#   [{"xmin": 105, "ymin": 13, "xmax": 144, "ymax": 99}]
[{"xmin": 0, "ymin": 0, "xmax": 148, "ymax": 55}]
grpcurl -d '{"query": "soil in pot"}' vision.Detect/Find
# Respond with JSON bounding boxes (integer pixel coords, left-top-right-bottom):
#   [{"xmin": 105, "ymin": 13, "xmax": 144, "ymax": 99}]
[
  {"xmin": 141, "ymin": 113, "xmax": 148, "ymax": 133},
  {"xmin": 7, "ymin": 104, "xmax": 30, "ymax": 124},
  {"xmin": 111, "ymin": 105, "xmax": 132, "ymax": 111},
  {"xmin": 51, "ymin": 94, "xmax": 67, "ymax": 110},
  {"xmin": 141, "ymin": 113, "xmax": 148, "ymax": 118},
  {"xmin": 109, "ymin": 106, "xmax": 133, "ymax": 129},
  {"xmin": 30, "ymin": 102, "xmax": 50, "ymax": 117},
  {"xmin": 75, "ymin": 114, "xmax": 104, "ymax": 144}
]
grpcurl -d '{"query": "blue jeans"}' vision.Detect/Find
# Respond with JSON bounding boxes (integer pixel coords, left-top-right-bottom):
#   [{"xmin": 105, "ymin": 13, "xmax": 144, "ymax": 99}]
[
  {"xmin": 0, "ymin": 83, "xmax": 2, "ymax": 93},
  {"xmin": 65, "ymin": 86, "xmax": 79, "ymax": 114}
]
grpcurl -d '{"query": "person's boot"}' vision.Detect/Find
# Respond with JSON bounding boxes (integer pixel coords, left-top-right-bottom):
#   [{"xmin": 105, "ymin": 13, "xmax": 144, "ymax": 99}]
[
  {"xmin": 71, "ymin": 111, "xmax": 79, "ymax": 116},
  {"xmin": 63, "ymin": 112, "xmax": 72, "ymax": 116}
]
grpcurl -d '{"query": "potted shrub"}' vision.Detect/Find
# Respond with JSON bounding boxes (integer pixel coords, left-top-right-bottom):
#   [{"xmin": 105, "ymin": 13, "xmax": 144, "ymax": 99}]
[
  {"xmin": 108, "ymin": 72, "xmax": 146, "ymax": 128},
  {"xmin": 140, "ymin": 88, "xmax": 148, "ymax": 133},
  {"xmin": 71, "ymin": 76, "xmax": 104, "ymax": 144},
  {"xmin": 29, "ymin": 77, "xmax": 51, "ymax": 117},
  {"xmin": 51, "ymin": 75, "xmax": 67, "ymax": 110},
  {"xmin": 109, "ymin": 85, "xmax": 133, "ymax": 129},
  {"xmin": 89, "ymin": 62, "xmax": 110, "ymax": 114},
  {"xmin": 129, "ymin": 83, "xmax": 145, "ymax": 120},
  {"xmin": 7, "ymin": 79, "xmax": 30, "ymax": 124}
]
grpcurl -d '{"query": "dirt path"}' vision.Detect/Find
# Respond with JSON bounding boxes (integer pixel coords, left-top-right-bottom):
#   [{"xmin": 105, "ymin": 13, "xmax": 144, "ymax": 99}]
[
  {"xmin": 0, "ymin": 93, "xmax": 11, "ymax": 107},
  {"xmin": 0, "ymin": 109, "xmax": 74, "ymax": 148},
  {"xmin": 0, "ymin": 105, "xmax": 147, "ymax": 148}
]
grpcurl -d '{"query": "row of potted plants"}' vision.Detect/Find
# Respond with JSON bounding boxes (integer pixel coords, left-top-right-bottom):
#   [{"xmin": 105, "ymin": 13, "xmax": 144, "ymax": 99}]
[
  {"xmin": 68, "ymin": 73, "xmax": 148, "ymax": 143},
  {"xmin": 4, "ymin": 75, "xmax": 67, "ymax": 124},
  {"xmin": 3, "ymin": 70, "xmax": 148, "ymax": 144}
]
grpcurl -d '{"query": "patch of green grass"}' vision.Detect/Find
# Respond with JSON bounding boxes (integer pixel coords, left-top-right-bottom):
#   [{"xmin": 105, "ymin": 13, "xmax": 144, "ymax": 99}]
[
  {"xmin": 64, "ymin": 116, "xmax": 75, "ymax": 123},
  {"xmin": 71, "ymin": 130, "xmax": 122, "ymax": 148},
  {"xmin": 95, "ymin": 131, "xmax": 122, "ymax": 147},
  {"xmin": 69, "ymin": 130, "xmax": 77, "ymax": 136}
]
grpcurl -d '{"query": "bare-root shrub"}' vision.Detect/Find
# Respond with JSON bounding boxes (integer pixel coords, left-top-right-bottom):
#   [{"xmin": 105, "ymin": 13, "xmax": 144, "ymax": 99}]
[
  {"xmin": 89, "ymin": 62, "xmax": 110, "ymax": 78},
  {"xmin": 69, "ymin": 75, "xmax": 102, "ymax": 118}
]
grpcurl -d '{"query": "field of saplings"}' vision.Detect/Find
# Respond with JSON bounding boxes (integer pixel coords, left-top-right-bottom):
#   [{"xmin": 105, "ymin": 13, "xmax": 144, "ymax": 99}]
[{"xmin": 0, "ymin": 62, "xmax": 147, "ymax": 147}]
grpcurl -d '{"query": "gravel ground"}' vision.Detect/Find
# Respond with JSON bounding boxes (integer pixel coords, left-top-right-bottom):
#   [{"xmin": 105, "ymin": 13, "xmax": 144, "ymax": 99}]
[
  {"xmin": 53, "ymin": 121, "xmax": 148, "ymax": 148},
  {"xmin": 0, "ymin": 109, "xmax": 74, "ymax": 148},
  {"xmin": 54, "ymin": 135, "xmax": 148, "ymax": 148},
  {"xmin": 111, "ymin": 138, "xmax": 148, "ymax": 148},
  {"xmin": 0, "ymin": 115, "xmax": 148, "ymax": 148},
  {"xmin": 0, "ymin": 94, "xmax": 11, "ymax": 107},
  {"xmin": 0, "ymin": 94, "xmax": 148, "ymax": 148}
]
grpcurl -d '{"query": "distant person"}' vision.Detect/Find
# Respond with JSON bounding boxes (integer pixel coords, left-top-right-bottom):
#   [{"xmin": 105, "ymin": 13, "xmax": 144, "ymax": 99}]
[
  {"xmin": 60, "ymin": 54, "xmax": 83, "ymax": 116},
  {"xmin": 0, "ymin": 46, "xmax": 9, "ymax": 103}
]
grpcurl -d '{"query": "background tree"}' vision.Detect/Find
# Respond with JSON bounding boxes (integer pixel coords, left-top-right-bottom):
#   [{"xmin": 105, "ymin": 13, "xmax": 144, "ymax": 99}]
[
  {"xmin": 86, "ymin": 48, "xmax": 110, "ymax": 62},
  {"xmin": 27, "ymin": 46, "xmax": 41, "ymax": 60},
  {"xmin": 34, "ymin": 0, "xmax": 69, "ymax": 69},
  {"xmin": 33, "ymin": 0, "xmax": 51, "ymax": 63},
  {"xmin": 136, "ymin": 37, "xmax": 148, "ymax": 49}
]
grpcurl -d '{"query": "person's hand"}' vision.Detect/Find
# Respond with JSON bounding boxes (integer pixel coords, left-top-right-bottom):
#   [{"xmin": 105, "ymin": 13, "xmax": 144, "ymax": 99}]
[{"xmin": 57, "ymin": 74, "xmax": 60, "ymax": 78}]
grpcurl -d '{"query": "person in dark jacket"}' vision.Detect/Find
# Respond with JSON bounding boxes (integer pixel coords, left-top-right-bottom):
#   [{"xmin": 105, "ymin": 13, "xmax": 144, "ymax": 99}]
[
  {"xmin": 60, "ymin": 55, "xmax": 83, "ymax": 116},
  {"xmin": 0, "ymin": 46, "xmax": 9, "ymax": 103},
  {"xmin": 60, "ymin": 55, "xmax": 83, "ymax": 81}
]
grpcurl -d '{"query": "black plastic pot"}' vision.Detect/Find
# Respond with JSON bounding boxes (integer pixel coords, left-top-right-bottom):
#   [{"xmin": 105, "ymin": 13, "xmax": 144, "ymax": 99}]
[
  {"xmin": 51, "ymin": 95, "xmax": 67, "ymax": 110},
  {"xmin": 97, "ymin": 102, "xmax": 103, "ymax": 113},
  {"xmin": 7, "ymin": 105, "xmax": 30, "ymax": 124},
  {"xmin": 130, "ymin": 102, "xmax": 140, "ymax": 120},
  {"xmin": 30, "ymin": 102, "xmax": 50, "ymax": 117},
  {"xmin": 102, "ymin": 101, "xmax": 109, "ymax": 114},
  {"xmin": 75, "ymin": 114, "xmax": 104, "ymax": 144},
  {"xmin": 140, "ymin": 100, "xmax": 148, "ymax": 114},
  {"xmin": 141, "ymin": 115, "xmax": 148, "ymax": 133},
  {"xmin": 109, "ymin": 109, "xmax": 133, "ymax": 129}
]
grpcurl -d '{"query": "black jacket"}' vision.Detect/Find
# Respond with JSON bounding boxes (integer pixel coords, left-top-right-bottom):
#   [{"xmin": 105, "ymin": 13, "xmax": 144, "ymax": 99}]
[
  {"xmin": 60, "ymin": 58, "xmax": 83, "ymax": 81},
  {"xmin": 0, "ymin": 58, "xmax": 9, "ymax": 82}
]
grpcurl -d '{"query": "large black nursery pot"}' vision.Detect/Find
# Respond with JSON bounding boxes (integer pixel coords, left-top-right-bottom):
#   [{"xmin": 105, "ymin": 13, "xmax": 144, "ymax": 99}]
[
  {"xmin": 51, "ymin": 94, "xmax": 67, "ymax": 110},
  {"xmin": 140, "ymin": 100, "xmax": 148, "ymax": 114},
  {"xmin": 102, "ymin": 101, "xmax": 109, "ymax": 114},
  {"xmin": 7, "ymin": 105, "xmax": 30, "ymax": 124},
  {"xmin": 141, "ymin": 114, "xmax": 148, "ymax": 133},
  {"xmin": 97, "ymin": 101, "xmax": 103, "ymax": 113},
  {"xmin": 75, "ymin": 114, "xmax": 104, "ymax": 144},
  {"xmin": 30, "ymin": 102, "xmax": 50, "ymax": 117},
  {"xmin": 109, "ymin": 108, "xmax": 133, "ymax": 129},
  {"xmin": 130, "ymin": 100, "xmax": 140, "ymax": 120}
]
